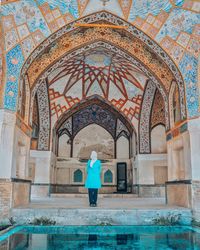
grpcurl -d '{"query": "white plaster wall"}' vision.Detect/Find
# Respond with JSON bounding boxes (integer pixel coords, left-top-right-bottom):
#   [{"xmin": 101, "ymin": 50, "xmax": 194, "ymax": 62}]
[
  {"xmin": 58, "ymin": 133, "xmax": 71, "ymax": 157},
  {"xmin": 188, "ymin": 118, "xmax": 200, "ymax": 179},
  {"xmin": 12, "ymin": 126, "xmax": 31, "ymax": 179},
  {"xmin": 116, "ymin": 136, "xmax": 129, "ymax": 159},
  {"xmin": 167, "ymin": 132, "xmax": 191, "ymax": 181},
  {"xmin": 0, "ymin": 110, "xmax": 16, "ymax": 178},
  {"xmin": 135, "ymin": 154, "xmax": 167, "ymax": 184},
  {"xmin": 56, "ymin": 157, "xmax": 132, "ymax": 187},
  {"xmin": 73, "ymin": 124, "xmax": 114, "ymax": 159},
  {"xmin": 151, "ymin": 125, "xmax": 167, "ymax": 154},
  {"xmin": 0, "ymin": 110, "xmax": 31, "ymax": 180},
  {"xmin": 29, "ymin": 150, "xmax": 56, "ymax": 183}
]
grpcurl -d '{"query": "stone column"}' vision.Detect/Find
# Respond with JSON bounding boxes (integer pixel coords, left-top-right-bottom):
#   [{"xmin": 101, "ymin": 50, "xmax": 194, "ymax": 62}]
[
  {"xmin": 0, "ymin": 110, "xmax": 31, "ymax": 222},
  {"xmin": 166, "ymin": 118, "xmax": 200, "ymax": 221},
  {"xmin": 30, "ymin": 150, "xmax": 56, "ymax": 198},
  {"xmin": 135, "ymin": 154, "xmax": 167, "ymax": 197},
  {"xmin": 0, "ymin": 110, "xmax": 16, "ymax": 222},
  {"xmin": 188, "ymin": 118, "xmax": 200, "ymax": 220}
]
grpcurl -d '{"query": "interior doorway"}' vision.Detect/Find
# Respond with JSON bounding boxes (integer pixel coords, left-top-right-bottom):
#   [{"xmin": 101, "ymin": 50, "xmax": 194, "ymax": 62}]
[{"xmin": 117, "ymin": 162, "xmax": 127, "ymax": 192}]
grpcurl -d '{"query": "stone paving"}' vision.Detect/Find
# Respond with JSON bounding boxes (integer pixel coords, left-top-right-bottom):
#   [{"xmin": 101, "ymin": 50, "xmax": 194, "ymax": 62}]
[
  {"xmin": 18, "ymin": 197, "xmax": 188, "ymax": 210},
  {"xmin": 11, "ymin": 197, "xmax": 192, "ymax": 225}
]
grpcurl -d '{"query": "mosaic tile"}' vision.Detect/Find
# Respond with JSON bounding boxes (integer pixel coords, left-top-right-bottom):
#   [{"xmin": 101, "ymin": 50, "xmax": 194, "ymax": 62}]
[
  {"xmin": 17, "ymin": 24, "xmax": 30, "ymax": 40},
  {"xmin": 21, "ymin": 36, "xmax": 35, "ymax": 58},
  {"xmin": 170, "ymin": 44, "xmax": 184, "ymax": 63},
  {"xmin": 5, "ymin": 28, "xmax": 19, "ymax": 51},
  {"xmin": 193, "ymin": 24, "xmax": 200, "ymax": 37},
  {"xmin": 57, "ymin": 17, "xmax": 66, "ymax": 28},
  {"xmin": 49, "ymin": 21, "xmax": 59, "ymax": 32},
  {"xmin": 153, "ymin": 19, "xmax": 162, "ymax": 29},
  {"xmin": 177, "ymin": 32, "xmax": 191, "ymax": 48},
  {"xmin": 160, "ymin": 37, "xmax": 174, "ymax": 51},
  {"xmin": 187, "ymin": 37, "xmax": 199, "ymax": 58},
  {"xmin": 2, "ymin": 0, "xmax": 50, "ymax": 37},
  {"xmin": 118, "ymin": 0, "xmax": 132, "ymax": 20},
  {"xmin": 32, "ymin": 30, "xmax": 45, "ymax": 45},
  {"xmin": 156, "ymin": 9, "xmax": 200, "ymax": 42},
  {"xmin": 45, "ymin": 12, "xmax": 54, "ymax": 23},
  {"xmin": 52, "ymin": 9, "xmax": 61, "ymax": 19},
  {"xmin": 129, "ymin": 0, "xmax": 172, "ymax": 22},
  {"xmin": 2, "ymin": 15, "xmax": 15, "ymax": 31},
  {"xmin": 179, "ymin": 53, "xmax": 199, "ymax": 117},
  {"xmin": 4, "ymin": 44, "xmax": 24, "ymax": 110},
  {"xmin": 146, "ymin": 14, "xmax": 156, "ymax": 24}
]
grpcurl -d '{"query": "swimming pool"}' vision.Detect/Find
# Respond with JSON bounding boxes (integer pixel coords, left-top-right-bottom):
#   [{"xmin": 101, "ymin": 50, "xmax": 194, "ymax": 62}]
[{"xmin": 0, "ymin": 226, "xmax": 200, "ymax": 249}]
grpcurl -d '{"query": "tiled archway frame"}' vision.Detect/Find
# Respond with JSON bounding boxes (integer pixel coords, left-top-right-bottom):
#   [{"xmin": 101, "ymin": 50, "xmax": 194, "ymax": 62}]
[
  {"xmin": 19, "ymin": 11, "xmax": 186, "ymax": 123},
  {"xmin": 139, "ymin": 80, "xmax": 157, "ymax": 154},
  {"xmin": 29, "ymin": 41, "xmax": 169, "ymax": 126},
  {"xmin": 30, "ymin": 41, "xmax": 171, "ymax": 150}
]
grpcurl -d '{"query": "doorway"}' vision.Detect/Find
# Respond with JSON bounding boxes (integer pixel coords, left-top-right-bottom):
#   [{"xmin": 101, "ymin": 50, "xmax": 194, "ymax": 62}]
[{"xmin": 117, "ymin": 162, "xmax": 127, "ymax": 192}]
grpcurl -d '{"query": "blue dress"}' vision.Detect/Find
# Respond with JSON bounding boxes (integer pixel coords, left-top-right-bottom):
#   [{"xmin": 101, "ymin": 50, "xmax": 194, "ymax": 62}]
[{"xmin": 85, "ymin": 160, "xmax": 102, "ymax": 189}]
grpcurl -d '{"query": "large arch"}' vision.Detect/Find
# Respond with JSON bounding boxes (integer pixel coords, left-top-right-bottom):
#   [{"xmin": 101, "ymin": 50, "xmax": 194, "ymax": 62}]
[
  {"xmin": 53, "ymin": 96, "xmax": 134, "ymax": 158},
  {"xmin": 18, "ymin": 11, "xmax": 187, "ymax": 129}
]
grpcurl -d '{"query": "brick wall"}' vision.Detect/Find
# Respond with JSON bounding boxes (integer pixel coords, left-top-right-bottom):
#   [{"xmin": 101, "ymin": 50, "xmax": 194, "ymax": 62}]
[{"xmin": 0, "ymin": 180, "xmax": 12, "ymax": 221}]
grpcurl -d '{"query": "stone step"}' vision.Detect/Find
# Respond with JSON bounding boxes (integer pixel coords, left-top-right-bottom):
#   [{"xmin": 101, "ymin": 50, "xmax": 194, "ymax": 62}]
[{"xmin": 50, "ymin": 193, "xmax": 138, "ymax": 198}]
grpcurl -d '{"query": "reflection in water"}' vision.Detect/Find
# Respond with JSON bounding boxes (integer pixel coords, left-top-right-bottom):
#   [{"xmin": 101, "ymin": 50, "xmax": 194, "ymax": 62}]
[{"xmin": 0, "ymin": 227, "xmax": 200, "ymax": 250}]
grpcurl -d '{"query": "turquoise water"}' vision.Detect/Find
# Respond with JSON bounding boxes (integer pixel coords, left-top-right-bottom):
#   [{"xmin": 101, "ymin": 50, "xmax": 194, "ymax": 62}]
[{"xmin": 0, "ymin": 226, "xmax": 200, "ymax": 249}]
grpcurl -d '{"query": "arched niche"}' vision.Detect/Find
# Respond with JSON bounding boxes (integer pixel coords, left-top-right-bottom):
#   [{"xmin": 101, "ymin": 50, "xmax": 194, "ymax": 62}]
[
  {"xmin": 54, "ymin": 97, "xmax": 134, "ymax": 159},
  {"xmin": 151, "ymin": 125, "xmax": 167, "ymax": 154},
  {"xmin": 58, "ymin": 133, "xmax": 71, "ymax": 157},
  {"xmin": 73, "ymin": 169, "xmax": 83, "ymax": 183},
  {"xmin": 73, "ymin": 124, "xmax": 114, "ymax": 159},
  {"xmin": 116, "ymin": 136, "xmax": 130, "ymax": 159},
  {"xmin": 104, "ymin": 170, "xmax": 113, "ymax": 184}
]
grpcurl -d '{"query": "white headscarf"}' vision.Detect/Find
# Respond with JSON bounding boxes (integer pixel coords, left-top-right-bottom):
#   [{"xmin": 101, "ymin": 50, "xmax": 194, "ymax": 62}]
[{"xmin": 90, "ymin": 151, "xmax": 97, "ymax": 168}]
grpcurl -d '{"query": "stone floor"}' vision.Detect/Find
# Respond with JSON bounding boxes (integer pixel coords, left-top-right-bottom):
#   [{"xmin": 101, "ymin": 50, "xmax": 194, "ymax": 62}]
[
  {"xmin": 20, "ymin": 197, "xmax": 187, "ymax": 210},
  {"xmin": 12, "ymin": 197, "xmax": 192, "ymax": 225}
]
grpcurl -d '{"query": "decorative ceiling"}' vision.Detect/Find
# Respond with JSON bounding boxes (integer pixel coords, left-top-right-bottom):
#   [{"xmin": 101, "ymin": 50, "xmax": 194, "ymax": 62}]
[
  {"xmin": 48, "ymin": 47, "xmax": 148, "ymax": 126},
  {"xmin": 0, "ymin": 0, "xmax": 199, "ymax": 119}
]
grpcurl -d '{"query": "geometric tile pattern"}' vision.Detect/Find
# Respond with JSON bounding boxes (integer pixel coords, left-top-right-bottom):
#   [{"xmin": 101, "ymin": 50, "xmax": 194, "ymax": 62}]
[
  {"xmin": 139, "ymin": 80, "xmax": 156, "ymax": 154},
  {"xmin": 0, "ymin": 1, "xmax": 199, "ymax": 121},
  {"xmin": 37, "ymin": 80, "xmax": 50, "ymax": 150},
  {"xmin": 48, "ymin": 47, "xmax": 146, "ymax": 124},
  {"xmin": 29, "ymin": 40, "xmax": 173, "ymax": 132}
]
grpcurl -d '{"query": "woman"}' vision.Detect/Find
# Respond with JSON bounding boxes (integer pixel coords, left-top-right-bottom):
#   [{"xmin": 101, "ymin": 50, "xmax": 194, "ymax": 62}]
[{"xmin": 85, "ymin": 151, "xmax": 101, "ymax": 207}]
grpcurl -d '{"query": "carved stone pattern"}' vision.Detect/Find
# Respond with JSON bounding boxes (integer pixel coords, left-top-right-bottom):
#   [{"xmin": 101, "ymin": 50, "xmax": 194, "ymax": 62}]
[
  {"xmin": 116, "ymin": 118, "xmax": 130, "ymax": 138},
  {"xmin": 37, "ymin": 80, "xmax": 50, "ymax": 150},
  {"xmin": 73, "ymin": 104, "xmax": 116, "ymax": 138},
  {"xmin": 31, "ymin": 41, "xmax": 170, "ymax": 129},
  {"xmin": 20, "ymin": 11, "xmax": 186, "ymax": 120},
  {"xmin": 139, "ymin": 81, "xmax": 156, "ymax": 154},
  {"xmin": 151, "ymin": 89, "xmax": 166, "ymax": 129}
]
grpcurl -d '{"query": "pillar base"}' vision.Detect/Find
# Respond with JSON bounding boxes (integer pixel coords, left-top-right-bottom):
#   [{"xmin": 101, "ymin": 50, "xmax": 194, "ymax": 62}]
[
  {"xmin": 0, "ymin": 178, "xmax": 31, "ymax": 222},
  {"xmin": 166, "ymin": 180, "xmax": 192, "ymax": 208}
]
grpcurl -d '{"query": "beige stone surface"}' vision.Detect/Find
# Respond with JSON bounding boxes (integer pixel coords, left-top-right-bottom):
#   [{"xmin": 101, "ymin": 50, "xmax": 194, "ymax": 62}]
[
  {"xmin": 12, "ymin": 182, "xmax": 30, "ymax": 208},
  {"xmin": 0, "ymin": 180, "xmax": 12, "ymax": 220},
  {"xmin": 73, "ymin": 124, "xmax": 114, "ymax": 159},
  {"xmin": 166, "ymin": 184, "xmax": 192, "ymax": 208}
]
